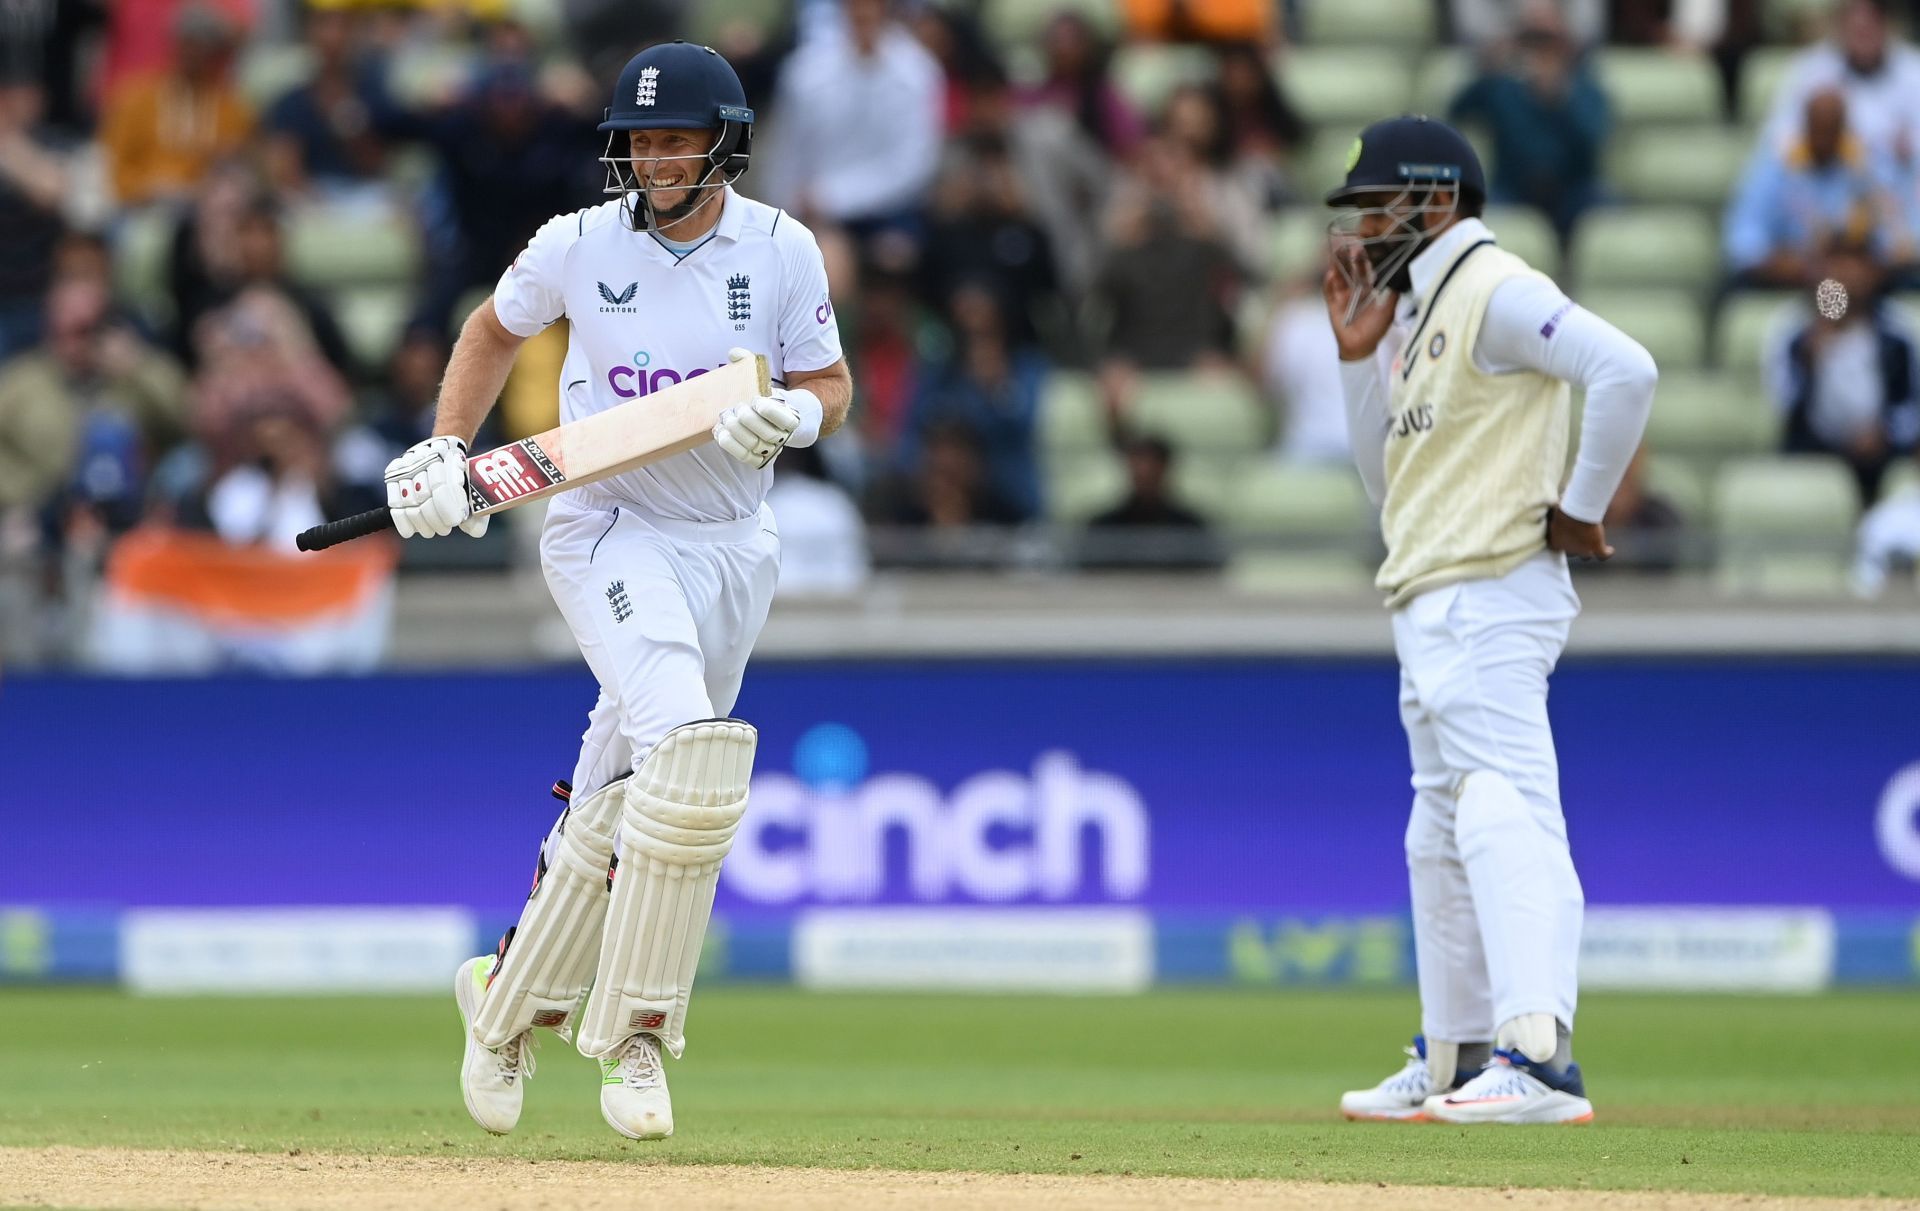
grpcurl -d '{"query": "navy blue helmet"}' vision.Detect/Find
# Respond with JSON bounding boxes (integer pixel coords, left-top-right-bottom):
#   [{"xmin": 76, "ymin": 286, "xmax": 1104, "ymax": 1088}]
[
  {"xmin": 599, "ymin": 41, "xmax": 755, "ymax": 232},
  {"xmin": 1324, "ymin": 115, "xmax": 1486, "ymax": 317}
]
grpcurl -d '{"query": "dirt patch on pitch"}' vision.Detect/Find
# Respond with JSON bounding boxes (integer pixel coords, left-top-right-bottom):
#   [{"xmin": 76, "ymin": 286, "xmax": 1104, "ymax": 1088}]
[{"xmin": 2, "ymin": 1147, "xmax": 1913, "ymax": 1211}]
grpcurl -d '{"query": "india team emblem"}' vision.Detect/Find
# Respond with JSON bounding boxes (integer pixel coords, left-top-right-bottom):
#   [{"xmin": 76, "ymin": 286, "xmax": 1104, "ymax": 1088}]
[{"xmin": 636, "ymin": 66, "xmax": 660, "ymax": 107}]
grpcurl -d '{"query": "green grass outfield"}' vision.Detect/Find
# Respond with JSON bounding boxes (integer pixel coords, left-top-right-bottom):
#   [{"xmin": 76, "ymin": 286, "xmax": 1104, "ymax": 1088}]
[{"xmin": 3, "ymin": 986, "xmax": 1918, "ymax": 1198}]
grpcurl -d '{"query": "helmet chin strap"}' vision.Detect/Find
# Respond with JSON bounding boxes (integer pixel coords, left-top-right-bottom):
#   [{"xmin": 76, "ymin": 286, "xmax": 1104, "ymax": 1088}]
[{"xmin": 631, "ymin": 171, "xmax": 726, "ymax": 235}]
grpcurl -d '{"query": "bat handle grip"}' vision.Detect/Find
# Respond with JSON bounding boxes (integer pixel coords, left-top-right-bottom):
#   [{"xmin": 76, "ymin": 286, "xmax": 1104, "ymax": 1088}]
[{"xmin": 296, "ymin": 506, "xmax": 393, "ymax": 552}]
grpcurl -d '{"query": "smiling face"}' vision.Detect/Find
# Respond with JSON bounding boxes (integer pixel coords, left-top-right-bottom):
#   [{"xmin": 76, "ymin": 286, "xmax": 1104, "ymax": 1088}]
[{"xmin": 626, "ymin": 127, "xmax": 719, "ymax": 219}]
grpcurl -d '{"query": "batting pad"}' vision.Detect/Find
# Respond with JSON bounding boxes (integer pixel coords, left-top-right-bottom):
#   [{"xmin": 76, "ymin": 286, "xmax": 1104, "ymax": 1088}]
[
  {"xmin": 470, "ymin": 779, "xmax": 623, "ymax": 1048},
  {"xmin": 577, "ymin": 718, "xmax": 758, "ymax": 1060}
]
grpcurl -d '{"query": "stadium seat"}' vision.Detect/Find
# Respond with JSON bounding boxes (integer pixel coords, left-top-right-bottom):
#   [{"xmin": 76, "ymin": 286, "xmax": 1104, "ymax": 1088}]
[
  {"xmin": 1644, "ymin": 454, "xmax": 1711, "ymax": 524},
  {"xmin": 1414, "ymin": 49, "xmax": 1471, "ymax": 115},
  {"xmin": 1738, "ymin": 45, "xmax": 1799, "ymax": 127},
  {"xmin": 1579, "ymin": 289, "xmax": 1708, "ymax": 369},
  {"xmin": 1039, "ymin": 371, "xmax": 1106, "ymax": 453},
  {"xmin": 1111, "ymin": 43, "xmax": 1215, "ymax": 113},
  {"xmin": 333, "ymin": 285, "xmax": 414, "ymax": 371},
  {"xmin": 1569, "ymin": 207, "xmax": 1718, "ymax": 290},
  {"xmin": 112, "ymin": 207, "xmax": 178, "ymax": 327},
  {"xmin": 1224, "ymin": 462, "xmax": 1372, "ymax": 536},
  {"xmin": 1714, "ymin": 455, "xmax": 1859, "ymax": 596},
  {"xmin": 1295, "ymin": 134, "xmax": 1361, "ymax": 199},
  {"xmin": 287, "ymin": 208, "xmax": 422, "ymax": 289},
  {"xmin": 1270, "ymin": 209, "xmax": 1330, "ymax": 282},
  {"xmin": 1881, "ymin": 460, "xmax": 1920, "ymax": 502},
  {"xmin": 1609, "ymin": 126, "xmax": 1755, "ymax": 208},
  {"xmin": 685, "ymin": 0, "xmax": 788, "ymax": 45},
  {"xmin": 387, "ymin": 43, "xmax": 476, "ymax": 108},
  {"xmin": 1130, "ymin": 373, "xmax": 1269, "ymax": 452},
  {"xmin": 1170, "ymin": 453, "xmax": 1250, "ymax": 520},
  {"xmin": 1715, "ymin": 293, "xmax": 1798, "ymax": 380},
  {"xmin": 1281, "ymin": 49, "xmax": 1413, "ymax": 129},
  {"xmin": 237, "ymin": 44, "xmax": 313, "ymax": 109},
  {"xmin": 1643, "ymin": 370, "xmax": 1778, "ymax": 461},
  {"xmin": 1299, "ymin": 0, "xmax": 1436, "ymax": 46},
  {"xmin": 1048, "ymin": 450, "xmax": 1127, "ymax": 522},
  {"xmin": 980, "ymin": 0, "xmax": 1121, "ymax": 50},
  {"xmin": 1222, "ymin": 463, "xmax": 1376, "ymax": 595},
  {"xmin": 1596, "ymin": 49, "xmax": 1722, "ymax": 125},
  {"xmin": 1482, "ymin": 205, "xmax": 1559, "ymax": 277}
]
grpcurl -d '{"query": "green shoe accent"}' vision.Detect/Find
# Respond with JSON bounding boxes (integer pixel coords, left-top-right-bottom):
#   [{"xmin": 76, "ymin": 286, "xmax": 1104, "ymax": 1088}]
[
  {"xmin": 473, "ymin": 955, "xmax": 496, "ymax": 994},
  {"xmin": 599, "ymin": 1058, "xmax": 622, "ymax": 1087}
]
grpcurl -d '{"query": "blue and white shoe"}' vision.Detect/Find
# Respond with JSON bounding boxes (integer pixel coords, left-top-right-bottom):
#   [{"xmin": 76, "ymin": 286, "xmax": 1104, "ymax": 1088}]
[
  {"xmin": 1422, "ymin": 1049, "xmax": 1595, "ymax": 1124},
  {"xmin": 1340, "ymin": 1036, "xmax": 1455, "ymax": 1121}
]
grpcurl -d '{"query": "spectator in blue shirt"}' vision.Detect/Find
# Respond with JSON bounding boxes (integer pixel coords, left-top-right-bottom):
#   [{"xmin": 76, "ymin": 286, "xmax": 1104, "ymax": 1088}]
[
  {"xmin": 1449, "ymin": 0, "xmax": 1610, "ymax": 243},
  {"xmin": 1725, "ymin": 88, "xmax": 1919, "ymax": 288},
  {"xmin": 897, "ymin": 280, "xmax": 1045, "ymax": 522},
  {"xmin": 261, "ymin": 8, "xmax": 404, "ymax": 207}
]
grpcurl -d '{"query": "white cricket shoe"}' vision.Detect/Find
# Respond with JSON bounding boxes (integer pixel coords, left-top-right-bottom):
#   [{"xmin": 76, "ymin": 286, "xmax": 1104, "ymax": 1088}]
[
  {"xmin": 1423, "ymin": 1050, "xmax": 1595, "ymax": 1124},
  {"xmin": 1340, "ymin": 1036, "xmax": 1451, "ymax": 1121},
  {"xmin": 454, "ymin": 955, "xmax": 534, "ymax": 1135},
  {"xmin": 599, "ymin": 1033, "xmax": 673, "ymax": 1140}
]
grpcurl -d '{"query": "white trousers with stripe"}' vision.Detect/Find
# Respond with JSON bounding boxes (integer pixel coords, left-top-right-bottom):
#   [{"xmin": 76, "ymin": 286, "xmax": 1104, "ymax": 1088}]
[{"xmin": 1391, "ymin": 550, "xmax": 1585, "ymax": 1044}]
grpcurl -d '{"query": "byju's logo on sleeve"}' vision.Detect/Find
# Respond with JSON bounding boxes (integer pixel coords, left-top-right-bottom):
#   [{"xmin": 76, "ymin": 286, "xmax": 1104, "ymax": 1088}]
[{"xmin": 725, "ymin": 724, "xmax": 1151, "ymax": 906}]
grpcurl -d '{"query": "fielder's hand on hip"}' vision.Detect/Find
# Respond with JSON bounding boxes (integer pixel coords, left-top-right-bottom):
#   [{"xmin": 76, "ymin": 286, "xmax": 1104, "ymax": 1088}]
[
  {"xmin": 384, "ymin": 435, "xmax": 489, "ymax": 539},
  {"xmin": 1546, "ymin": 506, "xmax": 1613, "ymax": 561},
  {"xmin": 712, "ymin": 348, "xmax": 821, "ymax": 469}
]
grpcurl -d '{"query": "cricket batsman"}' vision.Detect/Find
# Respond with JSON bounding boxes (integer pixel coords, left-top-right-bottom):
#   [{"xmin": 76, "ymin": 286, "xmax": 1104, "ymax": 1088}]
[
  {"xmin": 1324, "ymin": 117, "xmax": 1657, "ymax": 1124},
  {"xmin": 379, "ymin": 41, "xmax": 850, "ymax": 1139}
]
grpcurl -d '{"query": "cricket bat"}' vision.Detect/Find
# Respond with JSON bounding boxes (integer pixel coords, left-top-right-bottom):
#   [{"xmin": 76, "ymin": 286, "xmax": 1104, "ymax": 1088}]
[{"xmin": 296, "ymin": 354, "xmax": 771, "ymax": 552}]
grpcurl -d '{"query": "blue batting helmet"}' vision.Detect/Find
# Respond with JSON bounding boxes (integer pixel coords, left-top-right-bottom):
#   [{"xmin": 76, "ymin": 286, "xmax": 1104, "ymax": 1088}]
[{"xmin": 599, "ymin": 41, "xmax": 754, "ymax": 231}]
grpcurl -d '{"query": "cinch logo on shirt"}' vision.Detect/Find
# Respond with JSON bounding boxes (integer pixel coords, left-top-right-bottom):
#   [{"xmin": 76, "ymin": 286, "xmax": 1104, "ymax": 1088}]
[{"xmin": 607, "ymin": 351, "xmax": 729, "ymax": 399}]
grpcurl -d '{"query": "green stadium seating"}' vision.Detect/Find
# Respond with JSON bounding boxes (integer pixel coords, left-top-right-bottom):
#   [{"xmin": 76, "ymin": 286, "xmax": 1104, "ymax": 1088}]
[
  {"xmin": 333, "ymin": 285, "xmax": 414, "ymax": 371},
  {"xmin": 1110, "ymin": 43, "xmax": 1215, "ymax": 113},
  {"xmin": 1222, "ymin": 462, "xmax": 1377, "ymax": 594},
  {"xmin": 1482, "ymin": 205, "xmax": 1559, "ymax": 276},
  {"xmin": 1414, "ymin": 49, "xmax": 1471, "ymax": 115},
  {"xmin": 1039, "ymin": 371, "xmax": 1106, "ymax": 453},
  {"xmin": 981, "ymin": 0, "xmax": 1121, "ymax": 50},
  {"xmin": 237, "ymin": 44, "xmax": 312, "ymax": 108},
  {"xmin": 1299, "ymin": 0, "xmax": 1437, "ymax": 46},
  {"xmin": 1281, "ymin": 49, "xmax": 1413, "ymax": 129},
  {"xmin": 1569, "ymin": 207, "xmax": 1718, "ymax": 289},
  {"xmin": 1644, "ymin": 454, "xmax": 1711, "ymax": 523},
  {"xmin": 1738, "ymin": 45, "xmax": 1799, "ymax": 126},
  {"xmin": 1881, "ymin": 460, "xmax": 1920, "ymax": 502},
  {"xmin": 1224, "ymin": 462, "xmax": 1372, "ymax": 536},
  {"xmin": 1580, "ymin": 288, "xmax": 1708, "ymax": 369},
  {"xmin": 1714, "ymin": 455, "xmax": 1860, "ymax": 595},
  {"xmin": 1170, "ymin": 453, "xmax": 1252, "ymax": 519},
  {"xmin": 1714, "ymin": 293, "xmax": 1797, "ymax": 380},
  {"xmin": 112, "ymin": 207, "xmax": 178, "ymax": 327},
  {"xmin": 1596, "ymin": 49, "xmax": 1722, "ymax": 125},
  {"xmin": 1269, "ymin": 209, "xmax": 1330, "ymax": 282},
  {"xmin": 1609, "ymin": 126, "xmax": 1755, "ymax": 208},
  {"xmin": 1048, "ymin": 450, "xmax": 1127, "ymax": 522},
  {"xmin": 286, "ymin": 209, "xmax": 422, "ymax": 289},
  {"xmin": 1295, "ymin": 134, "xmax": 1362, "ymax": 199},
  {"xmin": 684, "ymin": 0, "xmax": 789, "ymax": 45},
  {"xmin": 1130, "ymin": 373, "xmax": 1269, "ymax": 452},
  {"xmin": 1643, "ymin": 370, "xmax": 1778, "ymax": 461}
]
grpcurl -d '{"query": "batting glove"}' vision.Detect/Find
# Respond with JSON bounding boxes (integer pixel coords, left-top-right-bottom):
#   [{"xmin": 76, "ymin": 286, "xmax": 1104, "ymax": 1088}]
[
  {"xmin": 384, "ymin": 436, "xmax": 490, "ymax": 539},
  {"xmin": 712, "ymin": 348, "xmax": 820, "ymax": 469}
]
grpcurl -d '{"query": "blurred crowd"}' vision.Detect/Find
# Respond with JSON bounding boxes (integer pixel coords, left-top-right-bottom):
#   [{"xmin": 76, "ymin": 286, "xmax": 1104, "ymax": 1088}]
[{"xmin": 3, "ymin": 0, "xmax": 1920, "ymax": 666}]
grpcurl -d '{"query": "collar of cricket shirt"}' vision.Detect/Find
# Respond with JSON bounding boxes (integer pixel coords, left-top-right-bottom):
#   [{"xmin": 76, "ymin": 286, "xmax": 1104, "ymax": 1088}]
[{"xmin": 1406, "ymin": 216, "xmax": 1495, "ymax": 311}]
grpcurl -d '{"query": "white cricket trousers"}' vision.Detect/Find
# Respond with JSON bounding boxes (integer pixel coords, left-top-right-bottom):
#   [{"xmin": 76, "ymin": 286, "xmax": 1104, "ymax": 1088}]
[
  {"xmin": 539, "ymin": 497, "xmax": 780, "ymax": 829},
  {"xmin": 1390, "ymin": 550, "xmax": 1585, "ymax": 1044}
]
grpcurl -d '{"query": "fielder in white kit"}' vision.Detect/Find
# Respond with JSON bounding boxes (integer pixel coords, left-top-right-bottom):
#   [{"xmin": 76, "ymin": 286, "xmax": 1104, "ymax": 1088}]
[
  {"xmin": 377, "ymin": 41, "xmax": 850, "ymax": 1140},
  {"xmin": 1323, "ymin": 117, "xmax": 1657, "ymax": 1124}
]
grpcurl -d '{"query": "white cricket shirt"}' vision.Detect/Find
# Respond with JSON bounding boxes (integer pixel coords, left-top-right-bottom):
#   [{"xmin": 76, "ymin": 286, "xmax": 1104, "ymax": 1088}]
[{"xmin": 492, "ymin": 187, "xmax": 844, "ymax": 523}]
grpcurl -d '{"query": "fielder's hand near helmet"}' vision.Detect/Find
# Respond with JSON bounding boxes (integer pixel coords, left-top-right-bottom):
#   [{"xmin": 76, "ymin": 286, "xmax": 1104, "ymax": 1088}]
[
  {"xmin": 385, "ymin": 436, "xmax": 490, "ymax": 539},
  {"xmin": 712, "ymin": 348, "xmax": 823, "ymax": 469}
]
